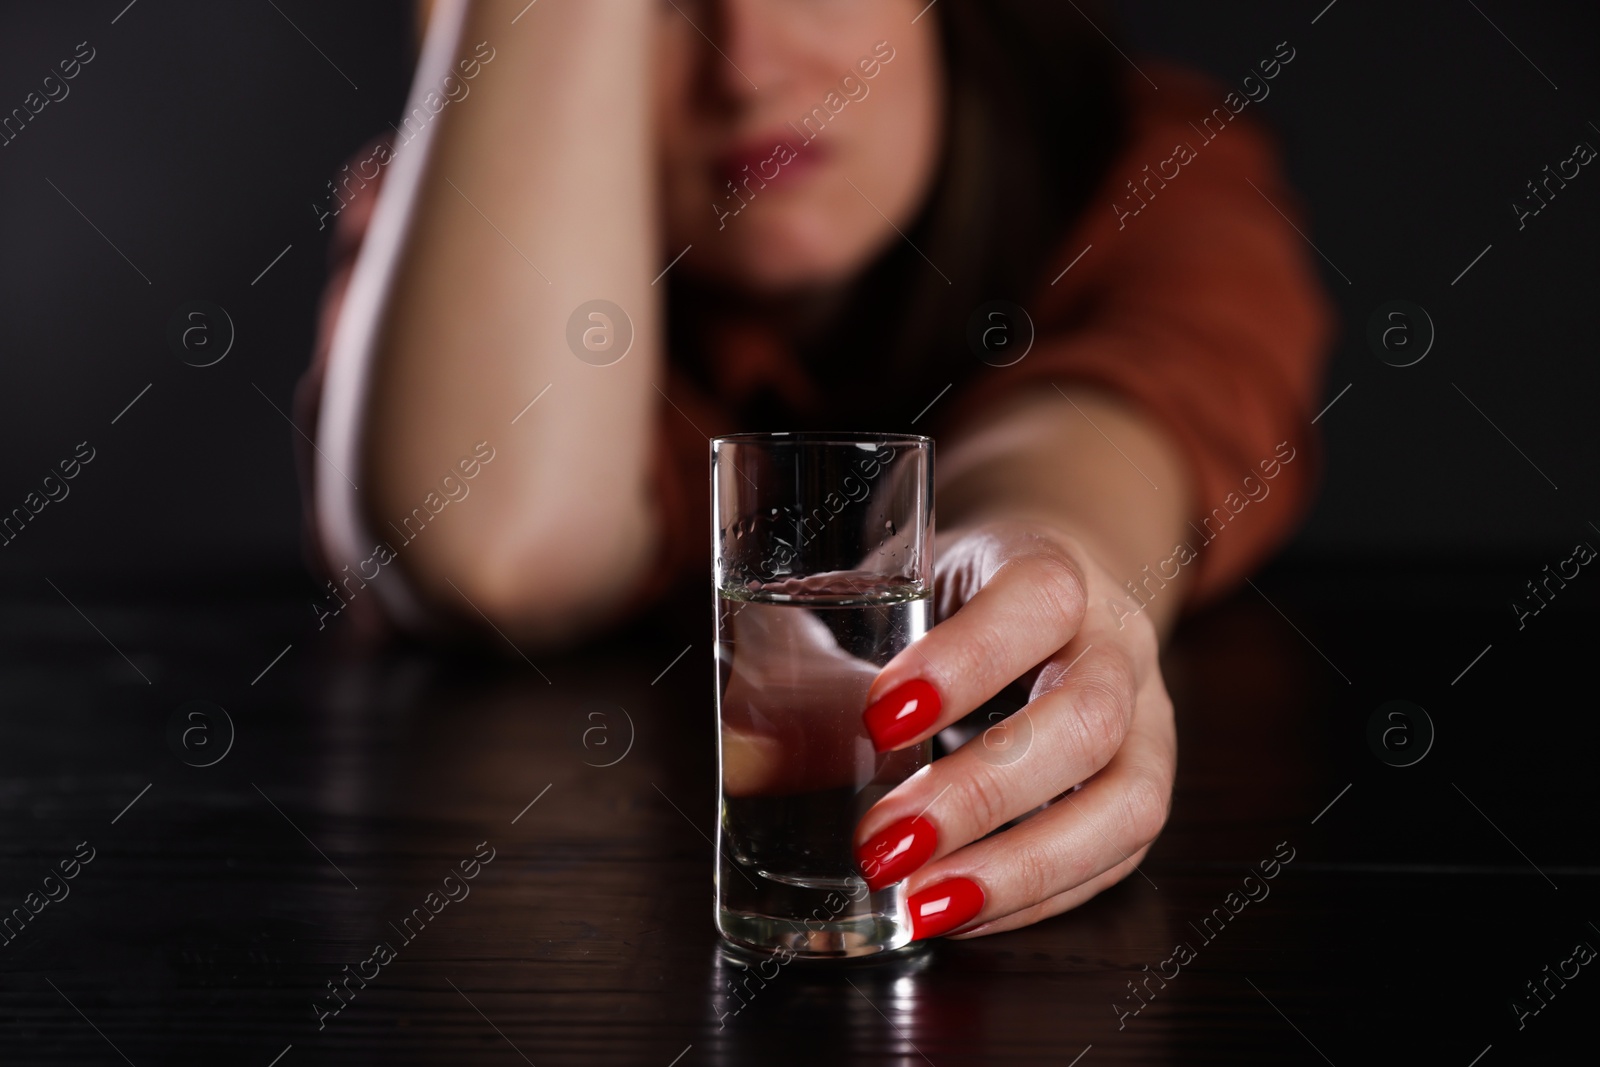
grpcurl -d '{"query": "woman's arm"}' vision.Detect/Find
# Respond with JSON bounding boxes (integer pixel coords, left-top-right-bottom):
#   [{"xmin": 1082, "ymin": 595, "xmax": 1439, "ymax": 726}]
[
  {"xmin": 936, "ymin": 385, "xmax": 1197, "ymax": 636},
  {"xmin": 315, "ymin": 0, "xmax": 662, "ymax": 647},
  {"xmin": 850, "ymin": 66, "xmax": 1333, "ymax": 940}
]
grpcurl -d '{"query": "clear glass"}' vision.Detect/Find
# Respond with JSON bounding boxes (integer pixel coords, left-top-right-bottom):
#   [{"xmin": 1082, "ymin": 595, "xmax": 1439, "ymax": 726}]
[{"xmin": 711, "ymin": 432, "xmax": 934, "ymax": 959}]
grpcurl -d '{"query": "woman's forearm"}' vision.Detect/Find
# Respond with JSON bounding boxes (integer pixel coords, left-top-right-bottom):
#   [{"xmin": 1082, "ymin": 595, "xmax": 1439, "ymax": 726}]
[
  {"xmin": 935, "ymin": 385, "xmax": 1197, "ymax": 636},
  {"xmin": 316, "ymin": 0, "xmax": 662, "ymax": 644}
]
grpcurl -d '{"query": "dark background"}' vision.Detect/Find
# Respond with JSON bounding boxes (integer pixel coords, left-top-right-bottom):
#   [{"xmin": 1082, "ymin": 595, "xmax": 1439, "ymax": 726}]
[
  {"xmin": 2, "ymin": 6, "xmax": 1598, "ymax": 1063},
  {"xmin": 2, "ymin": 0, "xmax": 1596, "ymax": 589}
]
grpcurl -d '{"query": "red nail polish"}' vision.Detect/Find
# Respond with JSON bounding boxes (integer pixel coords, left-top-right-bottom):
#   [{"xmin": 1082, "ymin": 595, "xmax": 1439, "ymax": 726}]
[
  {"xmin": 856, "ymin": 815, "xmax": 937, "ymax": 892},
  {"xmin": 863, "ymin": 679, "xmax": 941, "ymax": 752},
  {"xmin": 908, "ymin": 877, "xmax": 985, "ymax": 940}
]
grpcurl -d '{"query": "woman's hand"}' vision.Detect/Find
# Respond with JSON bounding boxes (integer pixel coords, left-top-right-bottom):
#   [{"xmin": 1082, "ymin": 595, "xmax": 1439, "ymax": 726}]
[
  {"xmin": 718, "ymin": 593, "xmax": 883, "ymax": 798},
  {"xmin": 852, "ymin": 519, "xmax": 1177, "ymax": 940}
]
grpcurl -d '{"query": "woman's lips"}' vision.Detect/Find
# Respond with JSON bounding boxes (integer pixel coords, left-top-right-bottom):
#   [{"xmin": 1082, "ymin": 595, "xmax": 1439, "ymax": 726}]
[{"xmin": 713, "ymin": 135, "xmax": 829, "ymax": 194}]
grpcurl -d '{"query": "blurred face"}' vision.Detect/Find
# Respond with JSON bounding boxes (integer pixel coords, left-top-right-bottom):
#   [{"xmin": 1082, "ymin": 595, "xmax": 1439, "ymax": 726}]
[{"xmin": 655, "ymin": 0, "xmax": 945, "ymax": 294}]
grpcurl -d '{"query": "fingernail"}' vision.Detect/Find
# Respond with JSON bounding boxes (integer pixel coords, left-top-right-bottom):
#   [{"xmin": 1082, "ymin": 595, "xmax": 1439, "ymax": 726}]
[
  {"xmin": 863, "ymin": 678, "xmax": 941, "ymax": 752},
  {"xmin": 855, "ymin": 815, "xmax": 937, "ymax": 892},
  {"xmin": 908, "ymin": 877, "xmax": 985, "ymax": 940}
]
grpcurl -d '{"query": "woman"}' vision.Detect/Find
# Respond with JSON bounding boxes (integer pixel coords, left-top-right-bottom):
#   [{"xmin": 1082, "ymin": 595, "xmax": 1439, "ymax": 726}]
[{"xmin": 300, "ymin": 0, "xmax": 1331, "ymax": 942}]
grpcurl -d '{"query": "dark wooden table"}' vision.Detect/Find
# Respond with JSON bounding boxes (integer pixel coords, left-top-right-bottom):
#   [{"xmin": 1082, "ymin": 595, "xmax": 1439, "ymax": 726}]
[{"xmin": 2, "ymin": 562, "xmax": 1595, "ymax": 1064}]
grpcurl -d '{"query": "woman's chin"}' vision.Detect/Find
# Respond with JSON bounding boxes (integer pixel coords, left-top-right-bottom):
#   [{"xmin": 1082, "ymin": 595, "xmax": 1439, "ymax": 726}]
[{"xmin": 694, "ymin": 233, "xmax": 872, "ymax": 295}]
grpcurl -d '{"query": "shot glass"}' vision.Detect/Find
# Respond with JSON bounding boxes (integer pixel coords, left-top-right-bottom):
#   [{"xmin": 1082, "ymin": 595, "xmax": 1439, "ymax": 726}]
[{"xmin": 710, "ymin": 432, "xmax": 934, "ymax": 959}]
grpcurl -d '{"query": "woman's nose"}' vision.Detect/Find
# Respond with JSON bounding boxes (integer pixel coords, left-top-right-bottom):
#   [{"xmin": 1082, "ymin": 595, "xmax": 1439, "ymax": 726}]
[{"xmin": 698, "ymin": 0, "xmax": 797, "ymax": 102}]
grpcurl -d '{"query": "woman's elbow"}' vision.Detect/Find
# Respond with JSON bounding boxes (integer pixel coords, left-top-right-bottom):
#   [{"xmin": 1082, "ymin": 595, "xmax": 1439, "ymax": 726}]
[{"xmin": 396, "ymin": 506, "xmax": 659, "ymax": 651}]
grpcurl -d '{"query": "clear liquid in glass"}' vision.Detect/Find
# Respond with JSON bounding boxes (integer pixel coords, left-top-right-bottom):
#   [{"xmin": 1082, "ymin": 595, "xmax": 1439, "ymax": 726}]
[{"xmin": 714, "ymin": 576, "xmax": 931, "ymax": 958}]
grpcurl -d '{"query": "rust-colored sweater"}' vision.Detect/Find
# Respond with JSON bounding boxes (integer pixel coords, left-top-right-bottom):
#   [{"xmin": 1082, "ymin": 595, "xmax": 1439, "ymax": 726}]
[{"xmin": 296, "ymin": 65, "xmax": 1334, "ymax": 634}]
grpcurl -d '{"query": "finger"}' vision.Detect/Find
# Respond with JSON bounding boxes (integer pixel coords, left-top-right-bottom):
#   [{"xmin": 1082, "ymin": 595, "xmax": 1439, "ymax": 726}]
[
  {"xmin": 863, "ymin": 677, "xmax": 1174, "ymax": 936},
  {"xmin": 945, "ymin": 846, "xmax": 1152, "ymax": 940},
  {"xmin": 861, "ymin": 531, "xmax": 1089, "ymax": 752},
  {"xmin": 908, "ymin": 691, "xmax": 1172, "ymax": 939},
  {"xmin": 719, "ymin": 594, "xmax": 880, "ymax": 796},
  {"xmin": 855, "ymin": 641, "xmax": 1145, "ymax": 890}
]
